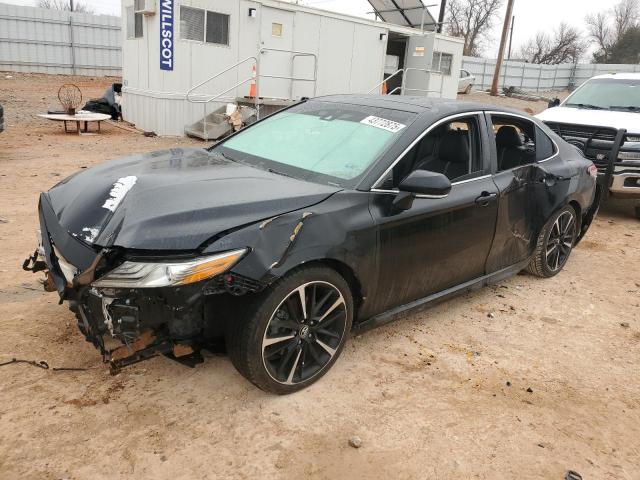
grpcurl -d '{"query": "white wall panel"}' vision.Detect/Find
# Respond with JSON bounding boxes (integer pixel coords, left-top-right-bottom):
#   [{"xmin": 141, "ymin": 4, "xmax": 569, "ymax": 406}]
[
  {"xmin": 0, "ymin": 3, "xmax": 121, "ymax": 76},
  {"xmin": 462, "ymin": 56, "xmax": 640, "ymax": 92}
]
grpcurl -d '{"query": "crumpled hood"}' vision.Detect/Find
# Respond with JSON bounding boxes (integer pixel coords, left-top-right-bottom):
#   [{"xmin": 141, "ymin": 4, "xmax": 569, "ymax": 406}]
[
  {"xmin": 47, "ymin": 148, "xmax": 340, "ymax": 251},
  {"xmin": 537, "ymin": 106, "xmax": 640, "ymax": 134}
]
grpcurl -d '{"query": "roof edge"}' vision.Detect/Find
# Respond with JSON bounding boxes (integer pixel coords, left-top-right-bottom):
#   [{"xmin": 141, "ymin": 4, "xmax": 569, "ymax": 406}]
[{"xmin": 256, "ymin": 0, "xmax": 438, "ymax": 35}]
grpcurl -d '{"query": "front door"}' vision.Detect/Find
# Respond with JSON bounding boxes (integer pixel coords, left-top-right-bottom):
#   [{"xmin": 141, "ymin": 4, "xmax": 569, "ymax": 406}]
[
  {"xmin": 259, "ymin": 7, "xmax": 294, "ymax": 99},
  {"xmin": 368, "ymin": 113, "xmax": 499, "ymax": 313}
]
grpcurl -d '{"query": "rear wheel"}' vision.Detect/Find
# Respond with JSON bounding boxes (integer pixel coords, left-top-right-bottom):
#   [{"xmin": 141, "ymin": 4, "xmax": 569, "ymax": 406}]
[
  {"xmin": 226, "ymin": 266, "xmax": 353, "ymax": 394},
  {"xmin": 464, "ymin": 84, "xmax": 472, "ymax": 94},
  {"xmin": 527, "ymin": 205, "xmax": 578, "ymax": 278},
  {"xmin": 635, "ymin": 205, "xmax": 640, "ymax": 220}
]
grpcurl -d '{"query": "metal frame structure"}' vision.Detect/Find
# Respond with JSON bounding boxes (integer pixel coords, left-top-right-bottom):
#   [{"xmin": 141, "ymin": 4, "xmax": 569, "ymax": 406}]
[
  {"xmin": 185, "ymin": 49, "xmax": 318, "ymax": 139},
  {"xmin": 366, "ymin": 67, "xmax": 444, "ymax": 96},
  {"xmin": 366, "ymin": 0, "xmax": 439, "ymax": 31}
]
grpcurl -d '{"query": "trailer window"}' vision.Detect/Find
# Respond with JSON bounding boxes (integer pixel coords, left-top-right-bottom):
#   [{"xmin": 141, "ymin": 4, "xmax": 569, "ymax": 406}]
[
  {"xmin": 433, "ymin": 52, "xmax": 452, "ymax": 75},
  {"xmin": 181, "ymin": 6, "xmax": 229, "ymax": 45},
  {"xmin": 126, "ymin": 6, "xmax": 143, "ymax": 39},
  {"xmin": 180, "ymin": 7, "xmax": 205, "ymax": 41},
  {"xmin": 206, "ymin": 11, "xmax": 230, "ymax": 45}
]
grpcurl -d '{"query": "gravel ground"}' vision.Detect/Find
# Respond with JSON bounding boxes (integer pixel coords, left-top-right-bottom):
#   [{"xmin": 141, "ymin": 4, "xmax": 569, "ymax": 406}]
[{"xmin": 0, "ymin": 73, "xmax": 638, "ymax": 480}]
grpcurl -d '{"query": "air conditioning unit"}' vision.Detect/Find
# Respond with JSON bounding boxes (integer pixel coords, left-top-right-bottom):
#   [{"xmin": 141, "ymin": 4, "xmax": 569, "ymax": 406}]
[{"xmin": 134, "ymin": 0, "xmax": 155, "ymax": 15}]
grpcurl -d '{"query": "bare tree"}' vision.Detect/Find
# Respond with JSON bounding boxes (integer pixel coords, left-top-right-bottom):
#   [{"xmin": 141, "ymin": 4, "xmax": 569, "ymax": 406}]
[
  {"xmin": 38, "ymin": 0, "xmax": 94, "ymax": 14},
  {"xmin": 586, "ymin": 0, "xmax": 639, "ymax": 62},
  {"xmin": 445, "ymin": 0, "xmax": 503, "ymax": 56},
  {"xmin": 613, "ymin": 0, "xmax": 640, "ymax": 37},
  {"xmin": 519, "ymin": 23, "xmax": 587, "ymax": 64},
  {"xmin": 585, "ymin": 11, "xmax": 612, "ymax": 54}
]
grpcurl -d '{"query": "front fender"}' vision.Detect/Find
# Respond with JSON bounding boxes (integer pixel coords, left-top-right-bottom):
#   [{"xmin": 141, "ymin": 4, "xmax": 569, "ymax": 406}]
[{"xmin": 202, "ymin": 191, "xmax": 377, "ymax": 303}]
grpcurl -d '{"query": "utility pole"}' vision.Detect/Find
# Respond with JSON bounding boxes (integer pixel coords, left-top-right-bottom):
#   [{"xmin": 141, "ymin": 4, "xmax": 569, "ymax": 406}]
[
  {"xmin": 437, "ymin": 0, "xmax": 447, "ymax": 33},
  {"xmin": 507, "ymin": 15, "xmax": 515, "ymax": 59},
  {"xmin": 490, "ymin": 0, "xmax": 515, "ymax": 96},
  {"xmin": 70, "ymin": 0, "xmax": 74, "ymax": 11}
]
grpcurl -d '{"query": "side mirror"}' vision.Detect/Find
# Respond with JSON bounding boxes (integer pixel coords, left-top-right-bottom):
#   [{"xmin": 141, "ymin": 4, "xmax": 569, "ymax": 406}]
[
  {"xmin": 392, "ymin": 170, "xmax": 452, "ymax": 210},
  {"xmin": 548, "ymin": 98, "xmax": 561, "ymax": 108}
]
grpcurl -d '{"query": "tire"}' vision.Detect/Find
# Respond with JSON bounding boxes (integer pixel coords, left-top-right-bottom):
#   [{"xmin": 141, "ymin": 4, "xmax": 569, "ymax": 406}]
[
  {"xmin": 527, "ymin": 205, "xmax": 578, "ymax": 278},
  {"xmin": 635, "ymin": 205, "xmax": 640, "ymax": 220},
  {"xmin": 464, "ymin": 84, "xmax": 472, "ymax": 94},
  {"xmin": 226, "ymin": 265, "xmax": 353, "ymax": 394}
]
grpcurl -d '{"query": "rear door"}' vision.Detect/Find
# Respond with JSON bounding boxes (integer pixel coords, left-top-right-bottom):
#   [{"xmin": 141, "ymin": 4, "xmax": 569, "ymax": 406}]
[
  {"xmin": 484, "ymin": 112, "xmax": 562, "ymax": 273},
  {"xmin": 368, "ymin": 112, "xmax": 499, "ymax": 313}
]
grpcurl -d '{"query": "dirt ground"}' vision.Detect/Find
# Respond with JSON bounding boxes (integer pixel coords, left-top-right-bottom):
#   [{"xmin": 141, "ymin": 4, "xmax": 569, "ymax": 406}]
[{"xmin": 0, "ymin": 73, "xmax": 638, "ymax": 480}]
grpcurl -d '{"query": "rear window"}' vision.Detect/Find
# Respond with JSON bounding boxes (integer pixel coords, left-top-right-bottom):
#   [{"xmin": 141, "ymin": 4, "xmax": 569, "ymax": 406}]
[
  {"xmin": 218, "ymin": 101, "xmax": 416, "ymax": 186},
  {"xmin": 535, "ymin": 126, "xmax": 556, "ymax": 160}
]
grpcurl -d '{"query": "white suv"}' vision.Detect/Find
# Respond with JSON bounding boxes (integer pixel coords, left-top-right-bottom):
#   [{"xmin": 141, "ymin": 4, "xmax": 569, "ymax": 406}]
[{"xmin": 537, "ymin": 73, "xmax": 640, "ymax": 218}]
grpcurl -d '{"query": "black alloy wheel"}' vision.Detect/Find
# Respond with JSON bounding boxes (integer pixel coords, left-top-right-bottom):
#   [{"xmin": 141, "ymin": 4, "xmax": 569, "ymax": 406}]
[
  {"xmin": 545, "ymin": 210, "xmax": 576, "ymax": 272},
  {"xmin": 262, "ymin": 281, "xmax": 347, "ymax": 385},
  {"xmin": 527, "ymin": 205, "xmax": 578, "ymax": 278},
  {"xmin": 226, "ymin": 266, "xmax": 353, "ymax": 394}
]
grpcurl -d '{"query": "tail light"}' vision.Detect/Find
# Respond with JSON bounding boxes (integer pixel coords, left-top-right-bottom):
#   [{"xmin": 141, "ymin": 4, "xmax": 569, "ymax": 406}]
[{"xmin": 587, "ymin": 164, "xmax": 598, "ymax": 179}]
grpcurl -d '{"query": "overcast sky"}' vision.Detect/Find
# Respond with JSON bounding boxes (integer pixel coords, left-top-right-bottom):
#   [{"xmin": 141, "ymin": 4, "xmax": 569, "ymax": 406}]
[{"xmin": 3, "ymin": 0, "xmax": 610, "ymax": 57}]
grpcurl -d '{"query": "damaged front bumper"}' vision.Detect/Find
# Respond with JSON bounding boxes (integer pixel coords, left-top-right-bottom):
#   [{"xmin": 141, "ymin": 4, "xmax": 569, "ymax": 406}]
[{"xmin": 23, "ymin": 193, "xmax": 263, "ymax": 372}]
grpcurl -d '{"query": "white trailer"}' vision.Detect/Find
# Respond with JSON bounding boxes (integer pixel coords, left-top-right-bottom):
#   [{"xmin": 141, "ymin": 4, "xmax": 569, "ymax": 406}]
[{"xmin": 121, "ymin": 0, "xmax": 463, "ymax": 137}]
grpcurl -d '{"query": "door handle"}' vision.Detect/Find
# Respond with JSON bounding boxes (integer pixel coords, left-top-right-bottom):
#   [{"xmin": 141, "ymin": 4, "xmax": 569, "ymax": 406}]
[{"xmin": 474, "ymin": 191, "xmax": 497, "ymax": 207}]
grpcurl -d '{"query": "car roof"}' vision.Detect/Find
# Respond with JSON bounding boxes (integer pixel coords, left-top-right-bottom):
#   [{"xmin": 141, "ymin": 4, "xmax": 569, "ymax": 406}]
[
  {"xmin": 311, "ymin": 94, "xmax": 525, "ymax": 117},
  {"xmin": 590, "ymin": 72, "xmax": 640, "ymax": 80}
]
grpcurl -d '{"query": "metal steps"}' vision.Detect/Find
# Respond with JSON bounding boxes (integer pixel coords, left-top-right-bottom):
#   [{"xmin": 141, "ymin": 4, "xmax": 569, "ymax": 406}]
[
  {"xmin": 236, "ymin": 97, "xmax": 298, "ymax": 117},
  {"xmin": 185, "ymin": 98, "xmax": 298, "ymax": 141},
  {"xmin": 185, "ymin": 104, "xmax": 256, "ymax": 141}
]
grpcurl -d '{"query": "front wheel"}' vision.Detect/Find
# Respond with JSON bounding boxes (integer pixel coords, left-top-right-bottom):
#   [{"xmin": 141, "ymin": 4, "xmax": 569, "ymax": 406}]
[
  {"xmin": 226, "ymin": 266, "xmax": 353, "ymax": 394},
  {"xmin": 527, "ymin": 205, "xmax": 578, "ymax": 278}
]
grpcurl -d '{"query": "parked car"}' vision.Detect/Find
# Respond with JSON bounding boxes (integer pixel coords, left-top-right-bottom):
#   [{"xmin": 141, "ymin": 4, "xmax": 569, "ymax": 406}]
[
  {"xmin": 458, "ymin": 69, "xmax": 476, "ymax": 94},
  {"xmin": 537, "ymin": 73, "xmax": 640, "ymax": 218},
  {"xmin": 0, "ymin": 103, "xmax": 4, "ymax": 133},
  {"xmin": 24, "ymin": 96, "xmax": 598, "ymax": 394}
]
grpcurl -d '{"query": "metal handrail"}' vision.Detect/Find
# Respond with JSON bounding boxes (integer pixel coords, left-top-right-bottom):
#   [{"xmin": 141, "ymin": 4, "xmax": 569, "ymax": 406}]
[
  {"xmin": 366, "ymin": 68, "xmax": 404, "ymax": 94},
  {"xmin": 401, "ymin": 68, "xmax": 444, "ymax": 97},
  {"xmin": 184, "ymin": 50, "xmax": 318, "ymax": 139},
  {"xmin": 186, "ymin": 56, "xmax": 258, "ymax": 104},
  {"xmin": 185, "ymin": 56, "xmax": 259, "ymax": 141},
  {"xmin": 259, "ymin": 48, "xmax": 318, "ymax": 99}
]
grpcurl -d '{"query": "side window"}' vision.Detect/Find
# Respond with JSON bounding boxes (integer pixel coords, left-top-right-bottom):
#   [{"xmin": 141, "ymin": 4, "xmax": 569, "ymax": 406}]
[
  {"xmin": 491, "ymin": 115, "xmax": 537, "ymax": 172},
  {"xmin": 378, "ymin": 115, "xmax": 484, "ymax": 189},
  {"xmin": 126, "ymin": 6, "xmax": 143, "ymax": 39},
  {"xmin": 433, "ymin": 52, "xmax": 453, "ymax": 76},
  {"xmin": 181, "ymin": 7, "xmax": 230, "ymax": 45}
]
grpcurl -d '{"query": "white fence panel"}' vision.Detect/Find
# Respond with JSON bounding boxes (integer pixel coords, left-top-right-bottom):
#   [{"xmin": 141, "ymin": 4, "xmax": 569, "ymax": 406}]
[
  {"xmin": 0, "ymin": 3, "xmax": 121, "ymax": 76},
  {"xmin": 462, "ymin": 56, "xmax": 640, "ymax": 92}
]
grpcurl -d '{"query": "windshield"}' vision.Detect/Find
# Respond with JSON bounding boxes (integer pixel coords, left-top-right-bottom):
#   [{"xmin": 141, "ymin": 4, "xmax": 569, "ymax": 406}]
[
  {"xmin": 565, "ymin": 78, "xmax": 640, "ymax": 111},
  {"xmin": 216, "ymin": 101, "xmax": 416, "ymax": 187}
]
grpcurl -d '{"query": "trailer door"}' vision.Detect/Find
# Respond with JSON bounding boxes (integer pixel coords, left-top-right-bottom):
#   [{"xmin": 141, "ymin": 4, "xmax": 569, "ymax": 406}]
[
  {"xmin": 259, "ymin": 7, "xmax": 295, "ymax": 99},
  {"xmin": 403, "ymin": 33, "xmax": 437, "ymax": 97}
]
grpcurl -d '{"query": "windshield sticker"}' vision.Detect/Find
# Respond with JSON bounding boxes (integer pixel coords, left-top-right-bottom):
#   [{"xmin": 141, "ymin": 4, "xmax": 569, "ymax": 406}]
[{"xmin": 360, "ymin": 116, "xmax": 406, "ymax": 133}]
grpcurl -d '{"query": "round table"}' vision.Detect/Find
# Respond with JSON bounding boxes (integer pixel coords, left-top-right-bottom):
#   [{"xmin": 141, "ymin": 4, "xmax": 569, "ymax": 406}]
[{"xmin": 38, "ymin": 112, "xmax": 112, "ymax": 134}]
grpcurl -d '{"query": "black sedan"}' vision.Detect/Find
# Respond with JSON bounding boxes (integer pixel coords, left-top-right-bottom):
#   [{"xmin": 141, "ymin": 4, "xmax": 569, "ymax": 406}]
[{"xmin": 24, "ymin": 96, "xmax": 599, "ymax": 394}]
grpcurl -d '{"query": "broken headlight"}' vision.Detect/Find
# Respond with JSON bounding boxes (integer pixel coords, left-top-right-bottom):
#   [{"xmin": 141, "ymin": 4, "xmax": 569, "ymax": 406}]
[{"xmin": 92, "ymin": 249, "xmax": 247, "ymax": 288}]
